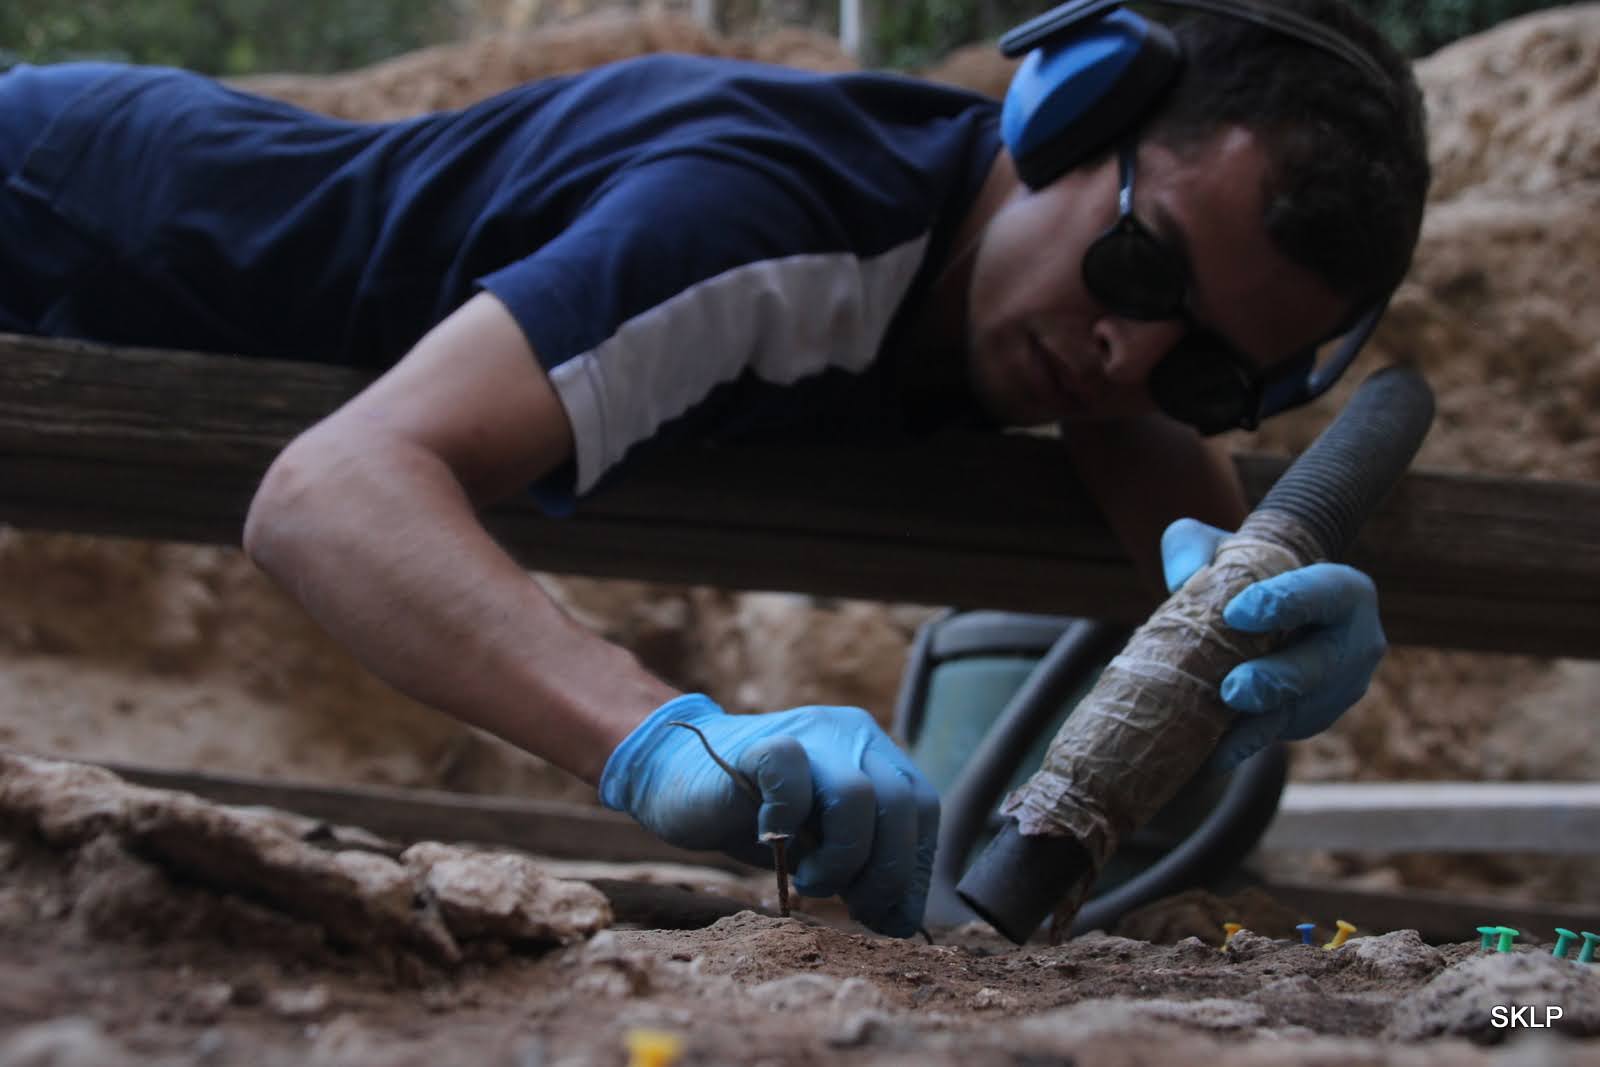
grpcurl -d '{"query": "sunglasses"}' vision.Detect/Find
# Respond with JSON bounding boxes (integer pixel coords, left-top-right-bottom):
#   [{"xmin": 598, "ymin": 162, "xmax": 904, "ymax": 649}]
[{"xmin": 1081, "ymin": 144, "xmax": 1378, "ymax": 435}]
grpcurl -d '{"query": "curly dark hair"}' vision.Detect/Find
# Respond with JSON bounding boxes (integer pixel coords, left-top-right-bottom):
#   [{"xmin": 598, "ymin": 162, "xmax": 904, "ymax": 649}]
[{"xmin": 1143, "ymin": 0, "xmax": 1431, "ymax": 311}]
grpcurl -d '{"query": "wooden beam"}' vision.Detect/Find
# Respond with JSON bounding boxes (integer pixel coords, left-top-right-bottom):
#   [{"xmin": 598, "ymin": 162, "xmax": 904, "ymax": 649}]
[
  {"xmin": 1, "ymin": 332, "xmax": 1597, "ymax": 658},
  {"xmin": 89, "ymin": 761, "xmax": 1600, "ymax": 943},
  {"xmin": 1263, "ymin": 783, "xmax": 1600, "ymax": 854},
  {"xmin": 100, "ymin": 761, "xmax": 743, "ymax": 871}
]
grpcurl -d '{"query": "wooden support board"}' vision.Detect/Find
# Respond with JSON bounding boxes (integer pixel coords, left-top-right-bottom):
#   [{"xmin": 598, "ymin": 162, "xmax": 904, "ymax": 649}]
[
  {"xmin": 1263, "ymin": 783, "xmax": 1600, "ymax": 854},
  {"xmin": 101, "ymin": 761, "xmax": 743, "ymax": 872},
  {"xmin": 92, "ymin": 760, "xmax": 1596, "ymax": 943},
  {"xmin": 3, "ymin": 332, "xmax": 1598, "ymax": 658}
]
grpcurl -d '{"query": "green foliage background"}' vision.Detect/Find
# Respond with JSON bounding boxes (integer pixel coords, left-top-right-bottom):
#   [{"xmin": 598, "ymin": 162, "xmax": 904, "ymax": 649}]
[
  {"xmin": 872, "ymin": 0, "xmax": 1579, "ymax": 68},
  {"xmin": 0, "ymin": 0, "xmax": 451, "ymax": 76},
  {"xmin": 0, "ymin": 0, "xmax": 1583, "ymax": 77}
]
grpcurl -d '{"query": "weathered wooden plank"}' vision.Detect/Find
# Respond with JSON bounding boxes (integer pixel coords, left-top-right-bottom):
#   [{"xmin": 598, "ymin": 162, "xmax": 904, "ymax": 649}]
[
  {"xmin": 1263, "ymin": 783, "xmax": 1600, "ymax": 854},
  {"xmin": 101, "ymin": 761, "xmax": 743, "ymax": 871},
  {"xmin": 92, "ymin": 761, "xmax": 1600, "ymax": 943},
  {"xmin": 2, "ymin": 332, "xmax": 1597, "ymax": 657}
]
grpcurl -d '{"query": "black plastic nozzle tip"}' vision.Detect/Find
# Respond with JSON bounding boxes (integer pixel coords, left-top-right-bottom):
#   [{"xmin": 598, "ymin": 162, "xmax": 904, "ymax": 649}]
[{"xmin": 955, "ymin": 819, "xmax": 1095, "ymax": 945}]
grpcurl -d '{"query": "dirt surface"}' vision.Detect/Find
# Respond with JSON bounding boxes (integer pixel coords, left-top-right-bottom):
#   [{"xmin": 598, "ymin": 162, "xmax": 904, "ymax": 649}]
[
  {"xmin": 4, "ymin": 751, "xmax": 1599, "ymax": 1065},
  {"xmin": 2, "ymin": 5, "xmax": 1599, "ymax": 1064}
]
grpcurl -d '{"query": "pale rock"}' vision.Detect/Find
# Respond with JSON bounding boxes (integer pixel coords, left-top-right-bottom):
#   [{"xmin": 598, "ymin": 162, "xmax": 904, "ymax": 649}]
[
  {"xmin": 1386, "ymin": 952, "xmax": 1600, "ymax": 1041},
  {"xmin": 0, "ymin": 1018, "xmax": 129, "ymax": 1067},
  {"xmin": 0, "ymin": 754, "xmax": 132, "ymax": 845},
  {"xmin": 0, "ymin": 752, "xmax": 471, "ymax": 960},
  {"xmin": 1344, "ymin": 929, "xmax": 1447, "ymax": 981},
  {"xmin": 1016, "ymin": 996, "xmax": 1270, "ymax": 1039},
  {"xmin": 268, "ymin": 984, "xmax": 332, "ymax": 1020},
  {"xmin": 972, "ymin": 986, "xmax": 1014, "ymax": 1010},
  {"xmin": 747, "ymin": 972, "xmax": 847, "ymax": 1011},
  {"xmin": 402, "ymin": 841, "xmax": 612, "ymax": 943}
]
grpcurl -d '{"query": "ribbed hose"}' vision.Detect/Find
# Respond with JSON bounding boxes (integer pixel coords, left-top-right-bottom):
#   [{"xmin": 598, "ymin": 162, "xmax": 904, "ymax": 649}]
[
  {"xmin": 956, "ymin": 365, "xmax": 1435, "ymax": 944},
  {"xmin": 1250, "ymin": 366, "xmax": 1435, "ymax": 554}
]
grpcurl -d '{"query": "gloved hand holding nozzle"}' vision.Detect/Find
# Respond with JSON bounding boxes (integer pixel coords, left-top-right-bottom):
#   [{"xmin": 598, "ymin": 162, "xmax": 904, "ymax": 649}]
[
  {"xmin": 958, "ymin": 364, "xmax": 1434, "ymax": 944},
  {"xmin": 1161, "ymin": 517, "xmax": 1387, "ymax": 776}
]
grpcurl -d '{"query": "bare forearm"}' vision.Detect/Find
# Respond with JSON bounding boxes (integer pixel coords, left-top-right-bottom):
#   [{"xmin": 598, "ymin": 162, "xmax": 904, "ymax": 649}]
[
  {"xmin": 1062, "ymin": 414, "xmax": 1249, "ymax": 593},
  {"xmin": 243, "ymin": 430, "xmax": 677, "ymax": 785}
]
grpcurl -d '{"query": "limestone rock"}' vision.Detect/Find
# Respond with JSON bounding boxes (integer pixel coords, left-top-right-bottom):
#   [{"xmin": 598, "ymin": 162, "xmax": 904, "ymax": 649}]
[
  {"xmin": 0, "ymin": 1018, "xmax": 131, "ymax": 1067},
  {"xmin": 1344, "ymin": 929, "xmax": 1447, "ymax": 982},
  {"xmin": 1387, "ymin": 951, "xmax": 1600, "ymax": 1042},
  {"xmin": 1015, "ymin": 995, "xmax": 1271, "ymax": 1039},
  {"xmin": 0, "ymin": 750, "xmax": 616, "ymax": 965},
  {"xmin": 402, "ymin": 842, "xmax": 611, "ymax": 944}
]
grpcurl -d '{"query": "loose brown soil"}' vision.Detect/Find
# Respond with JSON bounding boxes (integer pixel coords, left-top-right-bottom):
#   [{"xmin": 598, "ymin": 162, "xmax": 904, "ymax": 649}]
[{"xmin": 4, "ymin": 751, "xmax": 1598, "ymax": 1065}]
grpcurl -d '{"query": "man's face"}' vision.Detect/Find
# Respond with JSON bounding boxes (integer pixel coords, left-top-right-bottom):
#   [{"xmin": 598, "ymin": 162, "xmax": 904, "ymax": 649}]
[{"xmin": 964, "ymin": 124, "xmax": 1349, "ymax": 428}]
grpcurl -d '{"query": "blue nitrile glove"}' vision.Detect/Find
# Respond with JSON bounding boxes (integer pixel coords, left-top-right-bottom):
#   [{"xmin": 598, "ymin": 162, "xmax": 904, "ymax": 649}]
[
  {"xmin": 598, "ymin": 693, "xmax": 939, "ymax": 938},
  {"xmin": 1160, "ymin": 517, "xmax": 1387, "ymax": 774}
]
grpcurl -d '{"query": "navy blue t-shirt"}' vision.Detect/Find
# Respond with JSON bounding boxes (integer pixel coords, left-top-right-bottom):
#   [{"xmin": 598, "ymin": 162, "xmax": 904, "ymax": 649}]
[{"xmin": 0, "ymin": 56, "xmax": 1002, "ymax": 504}]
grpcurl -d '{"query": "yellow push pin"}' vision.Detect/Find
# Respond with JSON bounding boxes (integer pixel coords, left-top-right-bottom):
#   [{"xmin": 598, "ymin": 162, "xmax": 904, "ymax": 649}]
[
  {"xmin": 1222, "ymin": 922, "xmax": 1244, "ymax": 951},
  {"xmin": 625, "ymin": 1029, "xmax": 685, "ymax": 1067},
  {"xmin": 1324, "ymin": 919, "xmax": 1357, "ymax": 950}
]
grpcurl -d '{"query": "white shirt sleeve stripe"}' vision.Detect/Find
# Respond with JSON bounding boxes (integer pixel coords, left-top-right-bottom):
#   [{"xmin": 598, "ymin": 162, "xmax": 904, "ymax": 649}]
[{"xmin": 549, "ymin": 234, "xmax": 931, "ymax": 494}]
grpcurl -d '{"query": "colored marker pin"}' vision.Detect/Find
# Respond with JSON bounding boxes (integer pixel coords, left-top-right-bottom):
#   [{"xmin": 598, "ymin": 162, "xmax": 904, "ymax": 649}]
[
  {"xmin": 1296, "ymin": 922, "xmax": 1316, "ymax": 946},
  {"xmin": 624, "ymin": 1029, "xmax": 684, "ymax": 1067},
  {"xmin": 1579, "ymin": 932, "xmax": 1600, "ymax": 964},
  {"xmin": 1477, "ymin": 925, "xmax": 1500, "ymax": 951},
  {"xmin": 1553, "ymin": 929, "xmax": 1578, "ymax": 959},
  {"xmin": 1222, "ymin": 922, "xmax": 1244, "ymax": 950},
  {"xmin": 1495, "ymin": 927, "xmax": 1519, "ymax": 953},
  {"xmin": 1324, "ymin": 919, "xmax": 1356, "ymax": 950}
]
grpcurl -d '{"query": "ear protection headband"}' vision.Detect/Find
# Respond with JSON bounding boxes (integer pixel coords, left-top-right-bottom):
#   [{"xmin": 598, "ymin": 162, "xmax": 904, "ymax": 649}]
[
  {"xmin": 1000, "ymin": 0, "xmax": 1389, "ymax": 189},
  {"xmin": 999, "ymin": 0, "xmax": 1394, "ymax": 423}
]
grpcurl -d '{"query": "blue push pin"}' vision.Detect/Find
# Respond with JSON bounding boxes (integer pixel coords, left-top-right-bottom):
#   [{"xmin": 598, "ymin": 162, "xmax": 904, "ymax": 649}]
[
  {"xmin": 1477, "ymin": 925, "xmax": 1499, "ymax": 951},
  {"xmin": 1296, "ymin": 922, "xmax": 1316, "ymax": 946},
  {"xmin": 1553, "ymin": 929, "xmax": 1578, "ymax": 959},
  {"xmin": 1580, "ymin": 932, "xmax": 1600, "ymax": 965}
]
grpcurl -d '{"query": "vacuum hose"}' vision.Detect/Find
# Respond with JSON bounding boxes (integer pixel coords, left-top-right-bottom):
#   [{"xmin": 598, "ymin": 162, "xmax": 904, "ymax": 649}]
[{"xmin": 956, "ymin": 364, "xmax": 1435, "ymax": 943}]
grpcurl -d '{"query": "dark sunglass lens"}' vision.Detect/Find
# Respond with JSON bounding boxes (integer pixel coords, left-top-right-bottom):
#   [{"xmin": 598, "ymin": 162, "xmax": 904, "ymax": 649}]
[
  {"xmin": 1083, "ymin": 227, "xmax": 1186, "ymax": 321},
  {"xmin": 1148, "ymin": 335, "xmax": 1253, "ymax": 435}
]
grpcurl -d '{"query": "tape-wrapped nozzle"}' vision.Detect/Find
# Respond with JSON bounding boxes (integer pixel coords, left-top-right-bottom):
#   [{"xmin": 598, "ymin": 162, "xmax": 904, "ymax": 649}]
[
  {"xmin": 973, "ymin": 515, "xmax": 1319, "ymax": 939},
  {"xmin": 956, "ymin": 364, "xmax": 1435, "ymax": 944}
]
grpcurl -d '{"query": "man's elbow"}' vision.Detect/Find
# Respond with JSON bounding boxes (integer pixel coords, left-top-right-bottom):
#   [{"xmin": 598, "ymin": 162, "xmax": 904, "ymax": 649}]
[{"xmin": 243, "ymin": 435, "xmax": 330, "ymax": 571}]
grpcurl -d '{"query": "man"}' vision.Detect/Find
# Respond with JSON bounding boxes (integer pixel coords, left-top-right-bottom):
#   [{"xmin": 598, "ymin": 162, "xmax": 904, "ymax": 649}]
[{"xmin": 0, "ymin": 0, "xmax": 1427, "ymax": 938}]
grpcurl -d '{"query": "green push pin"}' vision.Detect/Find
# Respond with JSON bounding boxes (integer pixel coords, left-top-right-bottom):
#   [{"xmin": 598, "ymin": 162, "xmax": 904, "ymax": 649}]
[
  {"xmin": 1477, "ymin": 925, "xmax": 1499, "ymax": 951},
  {"xmin": 1495, "ymin": 927, "xmax": 1519, "ymax": 953},
  {"xmin": 1552, "ymin": 929, "xmax": 1578, "ymax": 959},
  {"xmin": 1580, "ymin": 932, "xmax": 1600, "ymax": 964}
]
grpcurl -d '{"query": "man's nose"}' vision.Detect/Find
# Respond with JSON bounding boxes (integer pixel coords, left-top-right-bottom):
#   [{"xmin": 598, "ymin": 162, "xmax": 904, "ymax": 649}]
[{"xmin": 1095, "ymin": 318, "xmax": 1187, "ymax": 384}]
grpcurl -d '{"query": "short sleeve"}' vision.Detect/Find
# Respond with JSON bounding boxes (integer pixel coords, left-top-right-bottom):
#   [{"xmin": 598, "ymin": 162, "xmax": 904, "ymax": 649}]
[{"xmin": 476, "ymin": 152, "xmax": 932, "ymax": 508}]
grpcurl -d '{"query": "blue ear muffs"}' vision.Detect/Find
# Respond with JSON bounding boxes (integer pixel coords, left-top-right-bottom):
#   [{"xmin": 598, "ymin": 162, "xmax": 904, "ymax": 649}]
[
  {"xmin": 1000, "ymin": 0, "xmax": 1390, "ymax": 190},
  {"xmin": 1001, "ymin": 8, "xmax": 1180, "ymax": 189}
]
